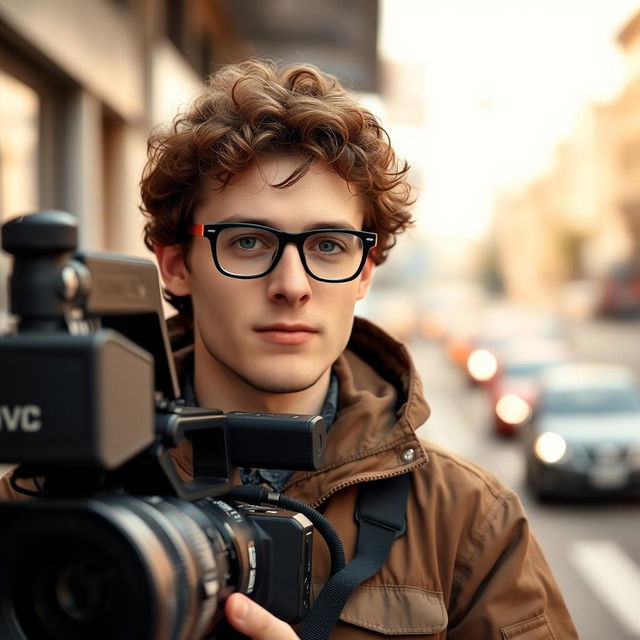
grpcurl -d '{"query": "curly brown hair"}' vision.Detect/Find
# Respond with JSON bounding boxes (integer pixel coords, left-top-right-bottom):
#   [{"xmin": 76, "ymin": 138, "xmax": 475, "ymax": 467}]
[{"xmin": 140, "ymin": 58, "xmax": 414, "ymax": 313}]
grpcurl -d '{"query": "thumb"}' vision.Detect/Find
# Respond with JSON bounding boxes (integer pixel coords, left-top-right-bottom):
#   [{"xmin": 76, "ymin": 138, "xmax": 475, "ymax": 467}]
[{"xmin": 224, "ymin": 593, "xmax": 299, "ymax": 640}]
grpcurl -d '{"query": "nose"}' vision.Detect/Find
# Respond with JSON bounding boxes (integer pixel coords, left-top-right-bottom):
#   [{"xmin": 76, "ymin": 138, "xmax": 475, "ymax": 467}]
[{"xmin": 266, "ymin": 243, "xmax": 312, "ymax": 305}]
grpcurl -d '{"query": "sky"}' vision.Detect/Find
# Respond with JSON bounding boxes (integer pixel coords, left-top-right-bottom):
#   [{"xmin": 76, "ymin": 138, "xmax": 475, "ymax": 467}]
[{"xmin": 379, "ymin": 0, "xmax": 640, "ymax": 241}]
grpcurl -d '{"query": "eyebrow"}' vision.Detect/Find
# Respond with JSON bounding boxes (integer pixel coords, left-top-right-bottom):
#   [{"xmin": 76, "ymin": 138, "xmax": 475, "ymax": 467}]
[{"xmin": 216, "ymin": 214, "xmax": 360, "ymax": 231}]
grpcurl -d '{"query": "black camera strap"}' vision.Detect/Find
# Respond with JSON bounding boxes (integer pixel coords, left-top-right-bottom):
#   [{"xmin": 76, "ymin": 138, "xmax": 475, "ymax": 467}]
[{"xmin": 298, "ymin": 472, "xmax": 411, "ymax": 640}]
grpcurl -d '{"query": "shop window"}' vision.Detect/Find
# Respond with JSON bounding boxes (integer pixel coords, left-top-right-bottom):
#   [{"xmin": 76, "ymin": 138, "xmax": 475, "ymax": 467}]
[
  {"xmin": 0, "ymin": 69, "xmax": 39, "ymax": 221},
  {"xmin": 0, "ymin": 69, "xmax": 39, "ymax": 330}
]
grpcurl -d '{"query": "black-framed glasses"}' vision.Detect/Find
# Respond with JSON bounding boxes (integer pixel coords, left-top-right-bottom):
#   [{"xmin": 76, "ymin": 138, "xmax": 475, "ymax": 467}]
[{"xmin": 188, "ymin": 222, "xmax": 377, "ymax": 283}]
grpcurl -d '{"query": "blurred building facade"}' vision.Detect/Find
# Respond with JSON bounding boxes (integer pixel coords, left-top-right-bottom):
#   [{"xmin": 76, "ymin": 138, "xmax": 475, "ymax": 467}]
[
  {"xmin": 0, "ymin": 0, "xmax": 379, "ymax": 325},
  {"xmin": 492, "ymin": 7, "xmax": 640, "ymax": 314}
]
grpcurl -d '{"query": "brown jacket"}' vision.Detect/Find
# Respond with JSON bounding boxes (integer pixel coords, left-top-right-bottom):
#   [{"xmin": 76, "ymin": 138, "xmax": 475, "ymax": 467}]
[
  {"xmin": 0, "ymin": 317, "xmax": 579, "ymax": 638},
  {"xmin": 169, "ymin": 316, "xmax": 579, "ymax": 639}
]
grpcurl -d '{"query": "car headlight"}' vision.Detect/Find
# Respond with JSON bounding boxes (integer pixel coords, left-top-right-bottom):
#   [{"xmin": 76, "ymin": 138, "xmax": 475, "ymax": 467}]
[
  {"xmin": 534, "ymin": 432, "xmax": 568, "ymax": 464},
  {"xmin": 467, "ymin": 349, "xmax": 498, "ymax": 382},
  {"xmin": 495, "ymin": 393, "xmax": 531, "ymax": 425}
]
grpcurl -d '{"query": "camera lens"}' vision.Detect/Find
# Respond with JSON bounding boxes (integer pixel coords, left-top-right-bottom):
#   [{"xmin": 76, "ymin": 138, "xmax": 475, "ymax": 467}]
[
  {"xmin": 11, "ymin": 534, "xmax": 134, "ymax": 639},
  {"xmin": 0, "ymin": 507, "xmax": 158, "ymax": 640},
  {"xmin": 0, "ymin": 496, "xmax": 259, "ymax": 640},
  {"xmin": 53, "ymin": 563, "xmax": 112, "ymax": 623}
]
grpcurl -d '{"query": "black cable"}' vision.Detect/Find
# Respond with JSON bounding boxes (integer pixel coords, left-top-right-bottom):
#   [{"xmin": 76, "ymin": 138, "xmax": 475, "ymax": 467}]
[{"xmin": 230, "ymin": 485, "xmax": 346, "ymax": 576}]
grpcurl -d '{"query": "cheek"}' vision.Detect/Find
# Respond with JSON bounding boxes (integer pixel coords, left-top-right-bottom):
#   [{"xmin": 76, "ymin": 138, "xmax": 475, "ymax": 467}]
[
  {"xmin": 327, "ymin": 288, "xmax": 359, "ymax": 337},
  {"xmin": 188, "ymin": 268, "xmax": 226, "ymax": 317},
  {"xmin": 189, "ymin": 244, "xmax": 227, "ymax": 291},
  {"xmin": 190, "ymin": 271, "xmax": 256, "ymax": 325}
]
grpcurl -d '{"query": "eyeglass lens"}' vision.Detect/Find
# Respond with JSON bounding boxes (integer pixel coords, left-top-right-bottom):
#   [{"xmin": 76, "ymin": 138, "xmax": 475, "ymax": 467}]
[{"xmin": 215, "ymin": 226, "xmax": 365, "ymax": 280}]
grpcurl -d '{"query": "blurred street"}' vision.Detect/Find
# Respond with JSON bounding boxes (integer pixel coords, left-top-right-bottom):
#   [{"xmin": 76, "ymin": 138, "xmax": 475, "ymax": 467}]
[
  {"xmin": 3, "ymin": 1, "xmax": 640, "ymax": 636},
  {"xmin": 408, "ymin": 315, "xmax": 640, "ymax": 640}
]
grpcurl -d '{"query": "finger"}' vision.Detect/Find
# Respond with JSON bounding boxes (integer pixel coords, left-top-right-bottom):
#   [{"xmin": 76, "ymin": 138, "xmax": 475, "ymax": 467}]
[{"xmin": 225, "ymin": 593, "xmax": 298, "ymax": 640}]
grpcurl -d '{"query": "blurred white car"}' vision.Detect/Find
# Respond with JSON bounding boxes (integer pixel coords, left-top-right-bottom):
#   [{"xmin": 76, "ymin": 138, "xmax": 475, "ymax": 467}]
[{"xmin": 523, "ymin": 363, "xmax": 640, "ymax": 499}]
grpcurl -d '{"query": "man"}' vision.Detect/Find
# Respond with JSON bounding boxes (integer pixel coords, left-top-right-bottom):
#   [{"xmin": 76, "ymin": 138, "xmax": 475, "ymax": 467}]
[{"xmin": 142, "ymin": 59, "xmax": 578, "ymax": 638}]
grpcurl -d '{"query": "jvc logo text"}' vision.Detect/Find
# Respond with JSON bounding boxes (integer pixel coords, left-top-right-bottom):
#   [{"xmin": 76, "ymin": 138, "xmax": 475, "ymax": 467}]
[{"xmin": 0, "ymin": 405, "xmax": 42, "ymax": 432}]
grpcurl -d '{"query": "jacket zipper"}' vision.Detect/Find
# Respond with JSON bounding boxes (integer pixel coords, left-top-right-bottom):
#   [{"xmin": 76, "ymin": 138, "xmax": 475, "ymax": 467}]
[{"xmin": 300, "ymin": 458, "xmax": 426, "ymax": 509}]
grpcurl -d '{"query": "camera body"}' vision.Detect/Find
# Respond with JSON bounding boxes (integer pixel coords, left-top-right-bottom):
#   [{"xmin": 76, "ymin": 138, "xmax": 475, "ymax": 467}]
[{"xmin": 0, "ymin": 211, "xmax": 325, "ymax": 639}]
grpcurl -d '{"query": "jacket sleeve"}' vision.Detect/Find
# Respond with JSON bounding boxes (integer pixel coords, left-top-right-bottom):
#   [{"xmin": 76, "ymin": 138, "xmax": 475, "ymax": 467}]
[{"xmin": 447, "ymin": 490, "xmax": 579, "ymax": 639}]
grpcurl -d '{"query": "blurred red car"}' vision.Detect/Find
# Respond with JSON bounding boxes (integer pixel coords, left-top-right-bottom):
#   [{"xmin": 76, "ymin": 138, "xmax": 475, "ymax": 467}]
[{"xmin": 486, "ymin": 339, "xmax": 573, "ymax": 436}]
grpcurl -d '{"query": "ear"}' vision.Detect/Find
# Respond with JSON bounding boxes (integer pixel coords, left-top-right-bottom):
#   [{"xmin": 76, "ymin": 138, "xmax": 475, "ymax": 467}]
[
  {"xmin": 154, "ymin": 244, "xmax": 191, "ymax": 296},
  {"xmin": 356, "ymin": 256, "xmax": 375, "ymax": 300}
]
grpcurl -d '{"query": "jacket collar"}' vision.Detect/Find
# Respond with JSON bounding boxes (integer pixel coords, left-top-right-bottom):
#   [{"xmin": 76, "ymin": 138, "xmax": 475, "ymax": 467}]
[{"xmin": 285, "ymin": 317, "xmax": 431, "ymax": 506}]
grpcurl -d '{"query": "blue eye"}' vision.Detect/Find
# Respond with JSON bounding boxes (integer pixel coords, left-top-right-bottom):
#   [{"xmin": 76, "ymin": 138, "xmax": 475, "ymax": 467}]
[
  {"xmin": 318, "ymin": 240, "xmax": 338, "ymax": 253},
  {"xmin": 237, "ymin": 236, "xmax": 260, "ymax": 250}
]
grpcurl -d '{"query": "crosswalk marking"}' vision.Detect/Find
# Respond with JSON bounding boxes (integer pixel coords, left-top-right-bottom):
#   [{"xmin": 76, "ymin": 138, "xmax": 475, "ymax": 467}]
[{"xmin": 570, "ymin": 539, "xmax": 640, "ymax": 637}]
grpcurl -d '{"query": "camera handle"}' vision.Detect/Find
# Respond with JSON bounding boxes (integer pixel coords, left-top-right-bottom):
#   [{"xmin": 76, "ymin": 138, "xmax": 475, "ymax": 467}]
[{"xmin": 1, "ymin": 210, "xmax": 92, "ymax": 333}]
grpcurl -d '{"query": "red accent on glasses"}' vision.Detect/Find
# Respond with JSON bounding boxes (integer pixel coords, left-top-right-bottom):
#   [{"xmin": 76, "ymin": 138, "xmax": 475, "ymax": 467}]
[{"xmin": 188, "ymin": 224, "xmax": 204, "ymax": 236}]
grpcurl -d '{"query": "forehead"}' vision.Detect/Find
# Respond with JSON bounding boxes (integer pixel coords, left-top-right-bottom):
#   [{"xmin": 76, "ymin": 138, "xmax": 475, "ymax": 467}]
[{"xmin": 194, "ymin": 156, "xmax": 364, "ymax": 230}]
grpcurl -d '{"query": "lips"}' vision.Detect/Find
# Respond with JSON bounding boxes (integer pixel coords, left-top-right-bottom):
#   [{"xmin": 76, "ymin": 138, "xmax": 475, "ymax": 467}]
[{"xmin": 255, "ymin": 323, "xmax": 318, "ymax": 346}]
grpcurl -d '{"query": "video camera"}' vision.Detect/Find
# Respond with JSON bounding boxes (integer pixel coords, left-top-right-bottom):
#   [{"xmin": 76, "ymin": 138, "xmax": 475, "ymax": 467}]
[{"xmin": 0, "ymin": 211, "xmax": 329, "ymax": 640}]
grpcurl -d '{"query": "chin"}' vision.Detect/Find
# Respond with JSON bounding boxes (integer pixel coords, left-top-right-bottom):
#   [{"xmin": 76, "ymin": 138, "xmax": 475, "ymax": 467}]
[
  {"xmin": 251, "ymin": 379, "xmax": 319, "ymax": 395},
  {"xmin": 244, "ymin": 370, "xmax": 325, "ymax": 395}
]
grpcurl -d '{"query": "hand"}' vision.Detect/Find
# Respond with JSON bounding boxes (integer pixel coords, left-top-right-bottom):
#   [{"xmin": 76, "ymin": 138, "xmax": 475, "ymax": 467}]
[{"xmin": 224, "ymin": 593, "xmax": 299, "ymax": 640}]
